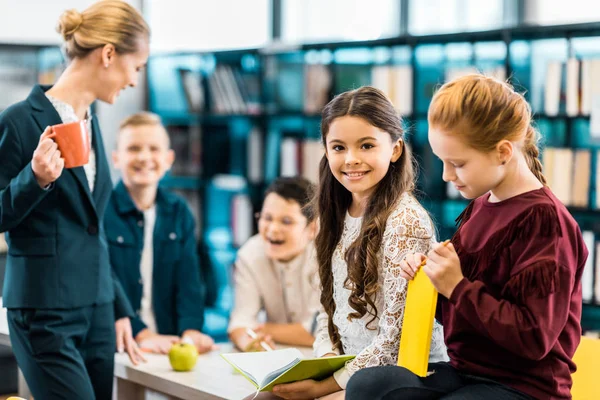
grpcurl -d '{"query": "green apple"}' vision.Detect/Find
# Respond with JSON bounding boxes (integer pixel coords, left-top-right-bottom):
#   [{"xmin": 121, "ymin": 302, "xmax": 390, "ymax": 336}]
[{"xmin": 168, "ymin": 342, "xmax": 198, "ymax": 372}]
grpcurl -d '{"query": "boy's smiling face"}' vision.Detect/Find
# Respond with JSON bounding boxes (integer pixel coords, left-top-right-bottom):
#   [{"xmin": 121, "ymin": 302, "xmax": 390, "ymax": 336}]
[
  {"xmin": 112, "ymin": 123, "xmax": 174, "ymax": 189},
  {"xmin": 257, "ymin": 193, "xmax": 316, "ymax": 262}
]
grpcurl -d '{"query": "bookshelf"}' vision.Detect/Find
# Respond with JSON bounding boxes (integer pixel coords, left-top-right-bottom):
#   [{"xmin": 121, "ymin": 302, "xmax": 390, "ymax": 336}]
[{"xmin": 147, "ymin": 22, "xmax": 600, "ymax": 336}]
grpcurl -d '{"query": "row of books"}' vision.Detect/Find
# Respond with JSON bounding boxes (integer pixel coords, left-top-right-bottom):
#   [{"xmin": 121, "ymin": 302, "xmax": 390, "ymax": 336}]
[
  {"xmin": 181, "ymin": 65, "xmax": 262, "ymax": 115},
  {"xmin": 246, "ymin": 129, "xmax": 324, "ymax": 184},
  {"xmin": 177, "ymin": 61, "xmax": 511, "ymax": 118},
  {"xmin": 543, "ymin": 147, "xmax": 592, "ymax": 208},
  {"xmin": 544, "ymin": 58, "xmax": 600, "ymax": 119}
]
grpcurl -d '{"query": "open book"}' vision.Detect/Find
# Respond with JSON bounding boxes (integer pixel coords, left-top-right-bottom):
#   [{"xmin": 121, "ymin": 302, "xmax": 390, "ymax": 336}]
[{"xmin": 221, "ymin": 348, "xmax": 355, "ymax": 392}]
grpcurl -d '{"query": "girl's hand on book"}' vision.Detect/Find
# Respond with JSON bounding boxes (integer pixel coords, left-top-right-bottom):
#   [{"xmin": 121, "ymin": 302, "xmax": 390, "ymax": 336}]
[
  {"xmin": 400, "ymin": 253, "xmax": 427, "ymax": 280},
  {"xmin": 273, "ymin": 376, "xmax": 341, "ymax": 399},
  {"xmin": 422, "ymin": 241, "xmax": 464, "ymax": 298}
]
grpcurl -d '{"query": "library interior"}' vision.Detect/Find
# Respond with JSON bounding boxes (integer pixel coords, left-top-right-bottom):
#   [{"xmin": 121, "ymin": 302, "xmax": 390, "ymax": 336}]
[{"xmin": 1, "ymin": 0, "xmax": 600, "ymax": 399}]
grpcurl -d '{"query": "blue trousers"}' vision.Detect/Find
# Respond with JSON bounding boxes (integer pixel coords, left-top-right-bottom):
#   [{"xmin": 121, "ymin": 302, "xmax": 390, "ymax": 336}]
[
  {"xmin": 7, "ymin": 302, "xmax": 115, "ymax": 400},
  {"xmin": 346, "ymin": 363, "xmax": 533, "ymax": 400}
]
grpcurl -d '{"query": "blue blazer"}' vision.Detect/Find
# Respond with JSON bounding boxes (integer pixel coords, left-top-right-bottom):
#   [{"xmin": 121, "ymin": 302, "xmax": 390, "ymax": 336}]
[
  {"xmin": 105, "ymin": 181, "xmax": 205, "ymax": 337},
  {"xmin": 0, "ymin": 85, "xmax": 133, "ymax": 318}
]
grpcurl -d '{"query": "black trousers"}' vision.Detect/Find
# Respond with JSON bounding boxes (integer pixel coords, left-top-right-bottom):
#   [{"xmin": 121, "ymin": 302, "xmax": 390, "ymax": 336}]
[
  {"xmin": 346, "ymin": 363, "xmax": 533, "ymax": 400},
  {"xmin": 7, "ymin": 302, "xmax": 116, "ymax": 400}
]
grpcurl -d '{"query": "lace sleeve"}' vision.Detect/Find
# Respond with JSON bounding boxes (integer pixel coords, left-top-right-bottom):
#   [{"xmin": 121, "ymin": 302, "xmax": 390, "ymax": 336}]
[
  {"xmin": 345, "ymin": 200, "xmax": 435, "ymax": 374},
  {"xmin": 313, "ymin": 308, "xmax": 339, "ymax": 357}
]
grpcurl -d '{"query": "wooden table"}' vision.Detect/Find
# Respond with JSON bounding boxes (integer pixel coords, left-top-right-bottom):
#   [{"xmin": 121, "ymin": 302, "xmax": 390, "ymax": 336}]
[
  {"xmin": 4, "ymin": 300, "xmax": 312, "ymax": 399},
  {"xmin": 113, "ymin": 344, "xmax": 314, "ymax": 400}
]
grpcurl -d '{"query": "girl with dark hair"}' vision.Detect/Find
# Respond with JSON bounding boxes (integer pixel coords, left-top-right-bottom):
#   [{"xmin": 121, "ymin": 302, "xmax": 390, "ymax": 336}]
[{"xmin": 271, "ymin": 87, "xmax": 447, "ymax": 400}]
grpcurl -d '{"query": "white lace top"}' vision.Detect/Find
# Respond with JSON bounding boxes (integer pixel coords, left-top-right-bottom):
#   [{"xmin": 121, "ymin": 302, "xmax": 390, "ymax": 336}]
[{"xmin": 313, "ymin": 193, "xmax": 448, "ymax": 388}]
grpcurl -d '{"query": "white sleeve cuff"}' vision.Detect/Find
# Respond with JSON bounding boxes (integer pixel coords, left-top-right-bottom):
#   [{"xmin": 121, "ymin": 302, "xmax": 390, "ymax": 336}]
[
  {"xmin": 314, "ymin": 341, "xmax": 340, "ymax": 357},
  {"xmin": 332, "ymin": 366, "xmax": 352, "ymax": 389}
]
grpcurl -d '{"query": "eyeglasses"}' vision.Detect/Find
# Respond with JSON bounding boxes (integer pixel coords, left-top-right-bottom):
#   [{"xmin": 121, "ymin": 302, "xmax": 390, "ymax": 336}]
[{"xmin": 255, "ymin": 212, "xmax": 299, "ymax": 227}]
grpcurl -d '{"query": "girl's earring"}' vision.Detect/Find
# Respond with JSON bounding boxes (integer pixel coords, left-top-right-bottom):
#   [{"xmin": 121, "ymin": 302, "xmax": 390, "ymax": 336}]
[{"xmin": 105, "ymin": 63, "xmax": 109, "ymax": 68}]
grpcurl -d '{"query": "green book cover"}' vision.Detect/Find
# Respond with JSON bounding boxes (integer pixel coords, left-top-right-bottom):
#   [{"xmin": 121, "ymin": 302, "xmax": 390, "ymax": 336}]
[{"xmin": 221, "ymin": 348, "xmax": 355, "ymax": 392}]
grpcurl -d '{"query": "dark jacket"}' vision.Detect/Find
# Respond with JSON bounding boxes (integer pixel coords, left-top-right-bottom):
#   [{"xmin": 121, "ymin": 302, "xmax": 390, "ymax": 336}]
[
  {"xmin": 105, "ymin": 181, "xmax": 205, "ymax": 337},
  {"xmin": 0, "ymin": 85, "xmax": 133, "ymax": 319}
]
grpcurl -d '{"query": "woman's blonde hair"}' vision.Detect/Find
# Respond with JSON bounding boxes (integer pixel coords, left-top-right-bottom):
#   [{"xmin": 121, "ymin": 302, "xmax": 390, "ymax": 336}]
[
  {"xmin": 57, "ymin": 0, "xmax": 150, "ymax": 60},
  {"xmin": 428, "ymin": 74, "xmax": 546, "ymax": 185}
]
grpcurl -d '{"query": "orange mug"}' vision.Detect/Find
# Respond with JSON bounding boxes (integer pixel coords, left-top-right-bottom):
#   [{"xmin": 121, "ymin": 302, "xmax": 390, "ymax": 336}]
[{"xmin": 49, "ymin": 120, "xmax": 90, "ymax": 169}]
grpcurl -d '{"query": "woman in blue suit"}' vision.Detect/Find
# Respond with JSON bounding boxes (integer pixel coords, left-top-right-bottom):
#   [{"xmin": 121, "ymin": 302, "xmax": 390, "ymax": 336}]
[{"xmin": 0, "ymin": 1, "xmax": 150, "ymax": 399}]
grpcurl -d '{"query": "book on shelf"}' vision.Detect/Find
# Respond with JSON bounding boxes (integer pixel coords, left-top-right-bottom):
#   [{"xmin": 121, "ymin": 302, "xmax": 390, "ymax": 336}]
[
  {"xmin": 247, "ymin": 128, "xmax": 263, "ymax": 183},
  {"xmin": 544, "ymin": 61, "xmax": 563, "ymax": 117},
  {"xmin": 582, "ymin": 231, "xmax": 595, "ymax": 303},
  {"xmin": 371, "ymin": 65, "xmax": 413, "ymax": 116},
  {"xmin": 205, "ymin": 65, "xmax": 261, "ymax": 115},
  {"xmin": 167, "ymin": 125, "xmax": 202, "ymax": 176},
  {"xmin": 279, "ymin": 137, "xmax": 323, "ymax": 183},
  {"xmin": 566, "ymin": 58, "xmax": 580, "ymax": 117},
  {"xmin": 179, "ymin": 68, "xmax": 205, "ymax": 113},
  {"xmin": 221, "ymin": 348, "xmax": 355, "ymax": 392},
  {"xmin": 542, "ymin": 147, "xmax": 591, "ymax": 208},
  {"xmin": 231, "ymin": 193, "xmax": 254, "ymax": 248},
  {"xmin": 540, "ymin": 57, "xmax": 600, "ymax": 120},
  {"xmin": 588, "ymin": 59, "xmax": 600, "ymax": 137},
  {"xmin": 571, "ymin": 149, "xmax": 591, "ymax": 208},
  {"xmin": 304, "ymin": 64, "xmax": 332, "ymax": 114},
  {"xmin": 280, "ymin": 137, "xmax": 301, "ymax": 177}
]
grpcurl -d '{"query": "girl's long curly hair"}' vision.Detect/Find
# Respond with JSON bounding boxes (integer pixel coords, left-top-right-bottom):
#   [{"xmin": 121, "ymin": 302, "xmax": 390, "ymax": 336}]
[{"xmin": 315, "ymin": 86, "xmax": 416, "ymax": 353}]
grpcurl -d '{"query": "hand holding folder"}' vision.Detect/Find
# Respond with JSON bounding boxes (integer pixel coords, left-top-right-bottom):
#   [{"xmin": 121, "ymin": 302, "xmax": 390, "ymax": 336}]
[{"xmin": 397, "ymin": 240, "xmax": 450, "ymax": 377}]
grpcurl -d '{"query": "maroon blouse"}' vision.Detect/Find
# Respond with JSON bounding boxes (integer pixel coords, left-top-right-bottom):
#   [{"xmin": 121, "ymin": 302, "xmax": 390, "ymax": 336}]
[{"xmin": 438, "ymin": 187, "xmax": 588, "ymax": 399}]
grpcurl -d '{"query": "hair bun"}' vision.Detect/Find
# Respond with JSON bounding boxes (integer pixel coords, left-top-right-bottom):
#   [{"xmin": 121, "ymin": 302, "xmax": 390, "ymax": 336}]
[{"xmin": 56, "ymin": 9, "xmax": 83, "ymax": 39}]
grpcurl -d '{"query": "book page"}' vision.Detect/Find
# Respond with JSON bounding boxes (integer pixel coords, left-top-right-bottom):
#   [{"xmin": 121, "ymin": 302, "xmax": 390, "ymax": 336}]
[{"xmin": 221, "ymin": 348, "xmax": 303, "ymax": 388}]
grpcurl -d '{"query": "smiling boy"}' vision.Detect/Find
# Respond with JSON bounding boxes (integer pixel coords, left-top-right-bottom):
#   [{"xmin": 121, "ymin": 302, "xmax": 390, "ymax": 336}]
[{"xmin": 105, "ymin": 112, "xmax": 214, "ymax": 354}]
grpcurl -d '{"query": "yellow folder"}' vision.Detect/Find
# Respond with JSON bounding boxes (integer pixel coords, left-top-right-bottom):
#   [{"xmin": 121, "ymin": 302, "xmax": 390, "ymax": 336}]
[{"xmin": 397, "ymin": 263, "xmax": 438, "ymax": 377}]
